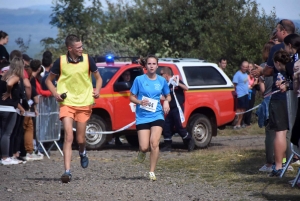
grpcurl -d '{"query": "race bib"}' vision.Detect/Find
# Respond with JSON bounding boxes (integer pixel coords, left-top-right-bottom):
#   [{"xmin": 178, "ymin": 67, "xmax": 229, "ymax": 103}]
[{"xmin": 140, "ymin": 96, "xmax": 158, "ymax": 112}]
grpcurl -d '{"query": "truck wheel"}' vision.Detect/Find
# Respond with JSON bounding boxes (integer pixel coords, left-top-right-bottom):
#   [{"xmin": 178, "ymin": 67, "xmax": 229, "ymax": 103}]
[
  {"xmin": 125, "ymin": 135, "xmax": 139, "ymax": 147},
  {"xmin": 188, "ymin": 114, "xmax": 212, "ymax": 148},
  {"xmin": 85, "ymin": 114, "xmax": 108, "ymax": 150}
]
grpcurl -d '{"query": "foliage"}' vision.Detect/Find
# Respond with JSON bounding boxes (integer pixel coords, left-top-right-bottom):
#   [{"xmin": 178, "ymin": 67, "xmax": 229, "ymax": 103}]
[
  {"xmin": 15, "ymin": 35, "xmax": 31, "ymax": 53},
  {"xmin": 41, "ymin": 0, "xmax": 278, "ymax": 78}
]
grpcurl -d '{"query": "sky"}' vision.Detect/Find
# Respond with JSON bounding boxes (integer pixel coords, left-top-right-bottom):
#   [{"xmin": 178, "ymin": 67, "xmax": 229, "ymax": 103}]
[{"xmin": 0, "ymin": 0, "xmax": 300, "ymax": 19}]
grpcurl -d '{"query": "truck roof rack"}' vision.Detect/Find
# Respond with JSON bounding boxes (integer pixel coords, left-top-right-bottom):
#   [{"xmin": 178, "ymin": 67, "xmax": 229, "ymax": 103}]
[{"xmin": 158, "ymin": 58, "xmax": 206, "ymax": 62}]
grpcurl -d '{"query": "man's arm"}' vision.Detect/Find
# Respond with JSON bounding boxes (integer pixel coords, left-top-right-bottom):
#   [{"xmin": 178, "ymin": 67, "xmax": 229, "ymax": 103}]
[
  {"xmin": 263, "ymin": 65, "xmax": 274, "ymax": 77},
  {"xmin": 92, "ymin": 71, "xmax": 102, "ymax": 98},
  {"xmin": 45, "ymin": 73, "xmax": 63, "ymax": 102},
  {"xmin": 252, "ymin": 64, "xmax": 274, "ymax": 77},
  {"xmin": 178, "ymin": 81, "xmax": 188, "ymax": 91}
]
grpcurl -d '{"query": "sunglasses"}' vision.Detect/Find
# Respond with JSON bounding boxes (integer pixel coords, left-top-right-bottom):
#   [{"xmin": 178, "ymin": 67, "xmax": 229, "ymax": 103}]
[{"xmin": 279, "ymin": 20, "xmax": 286, "ymax": 30}]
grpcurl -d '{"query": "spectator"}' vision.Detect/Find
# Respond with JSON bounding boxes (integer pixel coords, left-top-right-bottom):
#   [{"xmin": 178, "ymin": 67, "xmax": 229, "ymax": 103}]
[
  {"xmin": 232, "ymin": 61, "xmax": 249, "ymax": 129},
  {"xmin": 160, "ymin": 67, "xmax": 195, "ymax": 152},
  {"xmin": 242, "ymin": 62, "xmax": 258, "ymax": 127},
  {"xmin": 23, "ymin": 57, "xmax": 43, "ymax": 161},
  {"xmin": 218, "ymin": 58, "xmax": 227, "ymax": 71},
  {"xmin": 251, "ymin": 19, "xmax": 296, "ymax": 177},
  {"xmin": 257, "ymin": 41, "xmax": 276, "ymax": 173},
  {"xmin": 0, "ymin": 31, "xmax": 9, "ymax": 63},
  {"xmin": 0, "ymin": 57, "xmax": 25, "ymax": 165},
  {"xmin": 41, "ymin": 50, "xmax": 55, "ymax": 90},
  {"xmin": 30, "ymin": 59, "xmax": 52, "ymax": 97},
  {"xmin": 269, "ymin": 49, "xmax": 293, "ymax": 177},
  {"xmin": 284, "ymin": 34, "xmax": 300, "ymax": 165}
]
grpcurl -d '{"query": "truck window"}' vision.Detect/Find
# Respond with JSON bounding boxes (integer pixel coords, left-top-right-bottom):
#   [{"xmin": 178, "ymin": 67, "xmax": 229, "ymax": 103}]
[
  {"xmin": 183, "ymin": 66, "xmax": 226, "ymax": 86},
  {"xmin": 91, "ymin": 67, "xmax": 119, "ymax": 88},
  {"xmin": 117, "ymin": 68, "xmax": 144, "ymax": 83}
]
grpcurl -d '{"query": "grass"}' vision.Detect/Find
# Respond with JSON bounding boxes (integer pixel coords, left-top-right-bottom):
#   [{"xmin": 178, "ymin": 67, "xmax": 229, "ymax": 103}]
[
  {"xmin": 158, "ymin": 148, "xmax": 300, "ymax": 200},
  {"xmin": 218, "ymin": 120, "xmax": 265, "ymax": 136}
]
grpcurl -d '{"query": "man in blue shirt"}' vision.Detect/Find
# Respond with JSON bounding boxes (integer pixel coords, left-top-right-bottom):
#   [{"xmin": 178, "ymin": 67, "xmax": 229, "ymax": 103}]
[{"xmin": 232, "ymin": 61, "xmax": 249, "ymax": 129}]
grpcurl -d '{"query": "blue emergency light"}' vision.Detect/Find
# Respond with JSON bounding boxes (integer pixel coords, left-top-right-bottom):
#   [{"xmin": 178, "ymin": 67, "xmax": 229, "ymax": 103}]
[{"xmin": 105, "ymin": 54, "xmax": 114, "ymax": 63}]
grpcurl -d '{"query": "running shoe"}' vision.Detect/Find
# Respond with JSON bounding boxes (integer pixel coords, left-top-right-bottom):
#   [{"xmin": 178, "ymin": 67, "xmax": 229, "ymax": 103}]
[
  {"xmin": 137, "ymin": 151, "xmax": 146, "ymax": 163},
  {"xmin": 259, "ymin": 164, "xmax": 272, "ymax": 173},
  {"xmin": 269, "ymin": 168, "xmax": 283, "ymax": 177},
  {"xmin": 61, "ymin": 171, "xmax": 72, "ymax": 183},
  {"xmin": 80, "ymin": 153, "xmax": 89, "ymax": 168},
  {"xmin": 149, "ymin": 172, "xmax": 156, "ymax": 181},
  {"xmin": 1, "ymin": 158, "xmax": 19, "ymax": 165}
]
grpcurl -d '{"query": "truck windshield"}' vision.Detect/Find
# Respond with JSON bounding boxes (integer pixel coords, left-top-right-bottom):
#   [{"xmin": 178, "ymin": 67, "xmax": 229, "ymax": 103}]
[{"xmin": 92, "ymin": 67, "xmax": 119, "ymax": 88}]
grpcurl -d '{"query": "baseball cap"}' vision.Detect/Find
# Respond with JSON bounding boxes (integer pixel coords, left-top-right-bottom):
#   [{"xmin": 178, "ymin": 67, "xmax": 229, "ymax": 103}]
[{"xmin": 22, "ymin": 54, "xmax": 32, "ymax": 62}]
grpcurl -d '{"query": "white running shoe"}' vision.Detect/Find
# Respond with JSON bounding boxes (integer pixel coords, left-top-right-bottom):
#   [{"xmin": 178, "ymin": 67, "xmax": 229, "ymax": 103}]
[
  {"xmin": 23, "ymin": 152, "xmax": 43, "ymax": 161},
  {"xmin": 259, "ymin": 164, "xmax": 273, "ymax": 173},
  {"xmin": 36, "ymin": 151, "xmax": 44, "ymax": 159},
  {"xmin": 149, "ymin": 172, "xmax": 156, "ymax": 181},
  {"xmin": 1, "ymin": 158, "xmax": 19, "ymax": 165},
  {"xmin": 11, "ymin": 157, "xmax": 25, "ymax": 164}
]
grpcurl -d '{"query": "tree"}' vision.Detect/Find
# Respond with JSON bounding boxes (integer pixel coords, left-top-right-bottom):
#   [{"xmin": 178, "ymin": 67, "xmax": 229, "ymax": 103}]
[
  {"xmin": 15, "ymin": 35, "xmax": 31, "ymax": 53},
  {"xmin": 112, "ymin": 0, "xmax": 277, "ymax": 77},
  {"xmin": 42, "ymin": 0, "xmax": 278, "ymax": 78}
]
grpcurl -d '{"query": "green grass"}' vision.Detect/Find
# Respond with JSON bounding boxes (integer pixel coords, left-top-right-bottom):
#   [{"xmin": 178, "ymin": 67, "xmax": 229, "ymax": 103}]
[
  {"xmin": 218, "ymin": 121, "xmax": 265, "ymax": 136},
  {"xmin": 158, "ymin": 149, "xmax": 300, "ymax": 200}
]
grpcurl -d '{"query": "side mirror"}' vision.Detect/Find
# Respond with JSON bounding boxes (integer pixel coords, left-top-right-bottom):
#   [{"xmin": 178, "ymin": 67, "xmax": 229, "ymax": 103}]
[{"xmin": 114, "ymin": 81, "xmax": 132, "ymax": 92}]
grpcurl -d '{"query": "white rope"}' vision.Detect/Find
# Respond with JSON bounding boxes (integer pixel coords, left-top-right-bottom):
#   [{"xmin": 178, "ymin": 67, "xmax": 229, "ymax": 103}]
[
  {"xmin": 72, "ymin": 121, "xmax": 136, "ymax": 135},
  {"xmin": 235, "ymin": 90, "xmax": 280, "ymax": 115},
  {"xmin": 168, "ymin": 75, "xmax": 185, "ymax": 123}
]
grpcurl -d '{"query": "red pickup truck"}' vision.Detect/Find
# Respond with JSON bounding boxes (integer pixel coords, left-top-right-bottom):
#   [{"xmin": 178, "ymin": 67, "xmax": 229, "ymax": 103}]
[{"xmin": 86, "ymin": 58, "xmax": 236, "ymax": 150}]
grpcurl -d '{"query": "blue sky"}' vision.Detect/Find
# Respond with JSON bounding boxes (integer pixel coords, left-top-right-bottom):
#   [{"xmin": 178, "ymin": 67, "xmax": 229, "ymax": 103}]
[{"xmin": 1, "ymin": 0, "xmax": 300, "ymax": 19}]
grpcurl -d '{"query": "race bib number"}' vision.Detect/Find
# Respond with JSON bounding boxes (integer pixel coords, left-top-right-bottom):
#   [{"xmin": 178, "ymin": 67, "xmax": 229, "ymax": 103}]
[{"xmin": 140, "ymin": 96, "xmax": 158, "ymax": 112}]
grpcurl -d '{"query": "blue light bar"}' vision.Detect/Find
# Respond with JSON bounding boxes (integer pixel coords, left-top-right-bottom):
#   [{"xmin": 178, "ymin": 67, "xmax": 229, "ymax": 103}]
[{"xmin": 105, "ymin": 54, "xmax": 114, "ymax": 63}]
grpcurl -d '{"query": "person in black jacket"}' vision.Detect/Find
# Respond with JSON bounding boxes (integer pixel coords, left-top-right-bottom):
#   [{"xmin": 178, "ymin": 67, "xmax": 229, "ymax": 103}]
[
  {"xmin": 0, "ymin": 31, "xmax": 9, "ymax": 63},
  {"xmin": 160, "ymin": 67, "xmax": 195, "ymax": 152},
  {"xmin": 0, "ymin": 57, "xmax": 25, "ymax": 165}
]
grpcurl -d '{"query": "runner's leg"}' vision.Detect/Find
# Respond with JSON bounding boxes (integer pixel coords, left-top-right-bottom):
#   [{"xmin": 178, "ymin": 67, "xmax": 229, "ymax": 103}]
[
  {"xmin": 149, "ymin": 126, "xmax": 162, "ymax": 172},
  {"xmin": 62, "ymin": 117, "xmax": 74, "ymax": 171}
]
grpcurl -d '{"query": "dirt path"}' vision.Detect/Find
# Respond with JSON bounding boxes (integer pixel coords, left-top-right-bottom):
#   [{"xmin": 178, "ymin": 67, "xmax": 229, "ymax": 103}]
[{"xmin": 0, "ymin": 135, "xmax": 266, "ymax": 201}]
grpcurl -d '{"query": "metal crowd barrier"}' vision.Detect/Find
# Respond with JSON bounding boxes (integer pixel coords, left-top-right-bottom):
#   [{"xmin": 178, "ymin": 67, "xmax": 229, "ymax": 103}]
[
  {"xmin": 280, "ymin": 90, "xmax": 299, "ymax": 178},
  {"xmin": 36, "ymin": 96, "xmax": 63, "ymax": 159}
]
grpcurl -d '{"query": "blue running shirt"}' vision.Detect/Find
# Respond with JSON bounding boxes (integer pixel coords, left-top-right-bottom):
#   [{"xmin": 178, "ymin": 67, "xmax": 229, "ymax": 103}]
[{"xmin": 130, "ymin": 74, "xmax": 170, "ymax": 125}]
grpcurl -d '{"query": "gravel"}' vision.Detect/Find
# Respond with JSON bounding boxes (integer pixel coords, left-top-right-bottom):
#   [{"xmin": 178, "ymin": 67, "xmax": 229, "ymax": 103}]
[{"xmin": 0, "ymin": 135, "xmax": 265, "ymax": 201}]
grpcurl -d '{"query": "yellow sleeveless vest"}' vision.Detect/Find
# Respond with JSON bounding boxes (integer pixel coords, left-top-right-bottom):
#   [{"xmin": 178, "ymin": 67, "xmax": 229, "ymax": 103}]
[{"xmin": 57, "ymin": 54, "xmax": 94, "ymax": 106}]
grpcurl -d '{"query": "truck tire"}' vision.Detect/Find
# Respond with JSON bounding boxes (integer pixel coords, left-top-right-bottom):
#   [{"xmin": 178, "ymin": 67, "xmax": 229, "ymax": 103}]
[
  {"xmin": 125, "ymin": 135, "xmax": 139, "ymax": 147},
  {"xmin": 85, "ymin": 114, "xmax": 108, "ymax": 150},
  {"xmin": 188, "ymin": 114, "xmax": 212, "ymax": 148}
]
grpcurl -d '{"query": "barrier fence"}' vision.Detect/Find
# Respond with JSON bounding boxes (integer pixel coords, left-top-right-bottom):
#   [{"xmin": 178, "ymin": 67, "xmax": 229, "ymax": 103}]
[
  {"xmin": 36, "ymin": 96, "xmax": 63, "ymax": 159},
  {"xmin": 280, "ymin": 90, "xmax": 300, "ymax": 180}
]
